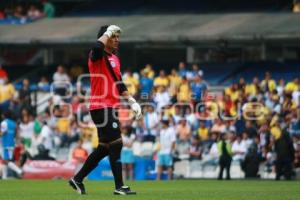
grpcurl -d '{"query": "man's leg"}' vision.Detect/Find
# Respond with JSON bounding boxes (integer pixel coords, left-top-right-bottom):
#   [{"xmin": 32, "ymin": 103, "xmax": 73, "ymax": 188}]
[
  {"xmin": 128, "ymin": 164, "xmax": 134, "ymax": 181},
  {"xmin": 7, "ymin": 161, "xmax": 22, "ymax": 176},
  {"xmin": 1, "ymin": 164, "xmax": 8, "ymax": 179},
  {"xmin": 108, "ymin": 138, "xmax": 136, "ymax": 195},
  {"xmin": 69, "ymin": 143, "xmax": 109, "ymax": 194},
  {"xmin": 218, "ymin": 164, "xmax": 224, "ymax": 180},
  {"xmin": 226, "ymin": 161, "xmax": 231, "ymax": 180},
  {"xmin": 167, "ymin": 154, "xmax": 173, "ymax": 180},
  {"xmin": 167, "ymin": 167, "xmax": 173, "ymax": 180},
  {"xmin": 284, "ymin": 161, "xmax": 293, "ymax": 180},
  {"xmin": 108, "ymin": 138, "xmax": 124, "ymax": 189},
  {"xmin": 122, "ymin": 164, "xmax": 127, "ymax": 181},
  {"xmin": 275, "ymin": 160, "xmax": 283, "ymax": 180},
  {"xmin": 73, "ymin": 143, "xmax": 109, "ymax": 183},
  {"xmin": 157, "ymin": 166, "xmax": 163, "ymax": 180}
]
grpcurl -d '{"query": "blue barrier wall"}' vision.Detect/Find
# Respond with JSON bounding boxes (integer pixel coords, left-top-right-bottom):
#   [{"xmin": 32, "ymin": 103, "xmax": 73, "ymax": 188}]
[{"xmin": 87, "ymin": 156, "xmax": 156, "ymax": 181}]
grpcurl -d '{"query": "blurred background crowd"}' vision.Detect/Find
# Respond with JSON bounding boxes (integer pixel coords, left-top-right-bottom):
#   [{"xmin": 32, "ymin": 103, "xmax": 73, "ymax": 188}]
[
  {"xmin": 0, "ymin": 0, "xmax": 55, "ymax": 24},
  {"xmin": 0, "ymin": 61, "xmax": 299, "ymax": 180}
]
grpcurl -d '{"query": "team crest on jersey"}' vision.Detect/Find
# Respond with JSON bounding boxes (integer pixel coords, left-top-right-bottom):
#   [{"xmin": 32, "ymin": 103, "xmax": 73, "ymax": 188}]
[
  {"xmin": 110, "ymin": 60, "xmax": 116, "ymax": 68},
  {"xmin": 112, "ymin": 122, "xmax": 118, "ymax": 128}
]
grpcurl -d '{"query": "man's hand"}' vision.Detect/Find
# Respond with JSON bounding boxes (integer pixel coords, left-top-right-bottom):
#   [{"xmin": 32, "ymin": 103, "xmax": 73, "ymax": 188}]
[
  {"xmin": 128, "ymin": 96, "xmax": 142, "ymax": 120},
  {"xmin": 104, "ymin": 25, "xmax": 122, "ymax": 38}
]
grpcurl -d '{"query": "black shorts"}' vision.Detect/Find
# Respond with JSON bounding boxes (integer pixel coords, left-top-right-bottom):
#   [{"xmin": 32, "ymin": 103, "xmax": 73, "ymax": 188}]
[{"xmin": 90, "ymin": 108, "xmax": 121, "ymax": 143}]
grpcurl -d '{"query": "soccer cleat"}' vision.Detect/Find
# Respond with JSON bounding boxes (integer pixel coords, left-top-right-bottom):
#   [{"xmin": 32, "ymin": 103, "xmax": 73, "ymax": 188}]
[
  {"xmin": 114, "ymin": 186, "xmax": 137, "ymax": 195},
  {"xmin": 69, "ymin": 178, "xmax": 86, "ymax": 195}
]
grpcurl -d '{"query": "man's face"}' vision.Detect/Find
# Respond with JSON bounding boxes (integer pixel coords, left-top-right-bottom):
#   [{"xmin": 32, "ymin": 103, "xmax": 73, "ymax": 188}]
[{"xmin": 107, "ymin": 34, "xmax": 120, "ymax": 50}]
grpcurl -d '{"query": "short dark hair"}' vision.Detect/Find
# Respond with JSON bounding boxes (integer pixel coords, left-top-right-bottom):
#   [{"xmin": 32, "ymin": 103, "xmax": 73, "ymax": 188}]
[{"xmin": 97, "ymin": 25, "xmax": 109, "ymax": 39}]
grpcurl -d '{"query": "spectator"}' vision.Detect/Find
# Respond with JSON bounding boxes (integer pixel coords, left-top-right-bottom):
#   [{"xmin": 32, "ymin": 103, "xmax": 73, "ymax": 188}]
[
  {"xmin": 69, "ymin": 65, "xmax": 83, "ymax": 81},
  {"xmin": 245, "ymin": 77, "xmax": 260, "ymax": 98},
  {"xmin": 294, "ymin": 138, "xmax": 300, "ymax": 168},
  {"xmin": 0, "ymin": 65, "xmax": 8, "ymax": 85},
  {"xmin": 241, "ymin": 144, "xmax": 261, "ymax": 178},
  {"xmin": 118, "ymin": 104, "xmax": 132, "ymax": 128},
  {"xmin": 18, "ymin": 113, "xmax": 34, "ymax": 152},
  {"xmin": 176, "ymin": 118, "xmax": 191, "ymax": 142},
  {"xmin": 56, "ymin": 105, "xmax": 72, "ymax": 147},
  {"xmin": 177, "ymin": 76, "xmax": 191, "ymax": 103},
  {"xmin": 41, "ymin": 0, "xmax": 55, "ymax": 18},
  {"xmin": 292, "ymin": 85, "xmax": 300, "ymax": 106},
  {"xmin": 38, "ymin": 121, "xmax": 54, "ymax": 151},
  {"xmin": 139, "ymin": 70, "xmax": 153, "ymax": 99},
  {"xmin": 156, "ymin": 117, "xmax": 176, "ymax": 180},
  {"xmin": 0, "ymin": 110, "xmax": 23, "ymax": 179},
  {"xmin": 177, "ymin": 62, "xmax": 187, "ymax": 78},
  {"xmin": 225, "ymin": 83, "xmax": 240, "ymax": 102},
  {"xmin": 4, "ymin": 7, "xmax": 14, "ymax": 19},
  {"xmin": 238, "ymin": 77, "xmax": 246, "ymax": 92},
  {"xmin": 19, "ymin": 79, "xmax": 32, "ymax": 110},
  {"xmin": 32, "ymin": 144, "xmax": 55, "ymax": 160},
  {"xmin": 175, "ymin": 118, "xmax": 191, "ymax": 160},
  {"xmin": 14, "ymin": 5, "xmax": 27, "ymax": 23},
  {"xmin": 285, "ymin": 77, "xmax": 299, "ymax": 94},
  {"xmin": 168, "ymin": 69, "xmax": 181, "ymax": 102},
  {"xmin": 38, "ymin": 76, "xmax": 50, "ymax": 92},
  {"xmin": 143, "ymin": 105, "xmax": 159, "ymax": 142},
  {"xmin": 53, "ymin": 65, "xmax": 70, "ymax": 83},
  {"xmin": 231, "ymin": 135, "xmax": 247, "ymax": 162},
  {"xmin": 186, "ymin": 64, "xmax": 203, "ymax": 81},
  {"xmin": 293, "ymin": 0, "xmax": 300, "ymax": 13},
  {"xmin": 244, "ymin": 121, "xmax": 257, "ymax": 139},
  {"xmin": 121, "ymin": 126, "xmax": 135, "ymax": 180},
  {"xmin": 290, "ymin": 112, "xmax": 300, "ymax": 136},
  {"xmin": 189, "ymin": 136, "xmax": 201, "ymax": 160},
  {"xmin": 71, "ymin": 96, "xmax": 81, "ymax": 115},
  {"xmin": 0, "ymin": 9, "xmax": 5, "ymax": 19},
  {"xmin": 52, "ymin": 65, "xmax": 70, "ymax": 96},
  {"xmin": 185, "ymin": 106, "xmax": 198, "ymax": 131},
  {"xmin": 124, "ymin": 70, "xmax": 139, "ymax": 97},
  {"xmin": 217, "ymin": 133, "xmax": 232, "ymax": 180},
  {"xmin": 197, "ymin": 121, "xmax": 209, "ymax": 141},
  {"xmin": 191, "ymin": 74, "xmax": 208, "ymax": 104},
  {"xmin": 211, "ymin": 119, "xmax": 226, "ymax": 135},
  {"xmin": 72, "ymin": 140, "xmax": 88, "ymax": 172},
  {"xmin": 142, "ymin": 64, "xmax": 155, "ymax": 79},
  {"xmin": 27, "ymin": 5, "xmax": 42, "ymax": 20},
  {"xmin": 0, "ymin": 77, "xmax": 15, "ymax": 112},
  {"xmin": 154, "ymin": 70, "xmax": 169, "ymax": 89},
  {"xmin": 260, "ymin": 72, "xmax": 276, "ymax": 93},
  {"xmin": 276, "ymin": 78, "xmax": 285, "ymax": 96},
  {"xmin": 274, "ymin": 131, "xmax": 295, "ymax": 180},
  {"xmin": 153, "ymin": 86, "xmax": 170, "ymax": 112}
]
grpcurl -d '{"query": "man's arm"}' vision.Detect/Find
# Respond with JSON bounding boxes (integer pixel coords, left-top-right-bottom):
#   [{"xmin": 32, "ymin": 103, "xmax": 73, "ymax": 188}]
[
  {"xmin": 90, "ymin": 40, "xmax": 105, "ymax": 62},
  {"xmin": 120, "ymin": 90, "xmax": 142, "ymax": 120},
  {"xmin": 0, "ymin": 121, "xmax": 7, "ymax": 137},
  {"xmin": 90, "ymin": 25, "xmax": 121, "ymax": 62}
]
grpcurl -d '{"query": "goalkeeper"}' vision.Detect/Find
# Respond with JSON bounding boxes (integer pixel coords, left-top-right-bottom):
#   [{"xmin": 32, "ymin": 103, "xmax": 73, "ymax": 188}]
[{"xmin": 69, "ymin": 25, "xmax": 141, "ymax": 195}]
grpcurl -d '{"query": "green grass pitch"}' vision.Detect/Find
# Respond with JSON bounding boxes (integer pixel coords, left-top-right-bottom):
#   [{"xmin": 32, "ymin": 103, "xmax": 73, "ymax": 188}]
[{"xmin": 0, "ymin": 180, "xmax": 300, "ymax": 200}]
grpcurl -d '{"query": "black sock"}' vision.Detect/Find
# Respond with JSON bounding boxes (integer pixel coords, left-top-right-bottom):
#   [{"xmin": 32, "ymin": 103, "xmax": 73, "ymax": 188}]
[
  {"xmin": 74, "ymin": 144, "xmax": 109, "ymax": 182},
  {"xmin": 109, "ymin": 142, "xmax": 124, "ymax": 189}
]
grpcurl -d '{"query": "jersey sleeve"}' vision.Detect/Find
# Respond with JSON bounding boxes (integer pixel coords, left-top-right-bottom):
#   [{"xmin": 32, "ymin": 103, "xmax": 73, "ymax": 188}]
[
  {"xmin": 89, "ymin": 41, "xmax": 105, "ymax": 62},
  {"xmin": 118, "ymin": 76, "xmax": 128, "ymax": 94}
]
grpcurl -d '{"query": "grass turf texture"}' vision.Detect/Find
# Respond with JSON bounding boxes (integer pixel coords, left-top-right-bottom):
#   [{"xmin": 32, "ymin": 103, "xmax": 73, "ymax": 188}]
[{"xmin": 0, "ymin": 180, "xmax": 300, "ymax": 200}]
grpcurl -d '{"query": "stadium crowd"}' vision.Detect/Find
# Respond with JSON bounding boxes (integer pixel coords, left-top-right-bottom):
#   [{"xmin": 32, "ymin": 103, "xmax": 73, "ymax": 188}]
[
  {"xmin": 0, "ymin": 0, "xmax": 55, "ymax": 24},
  {"xmin": 0, "ymin": 62, "xmax": 299, "ymax": 180}
]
